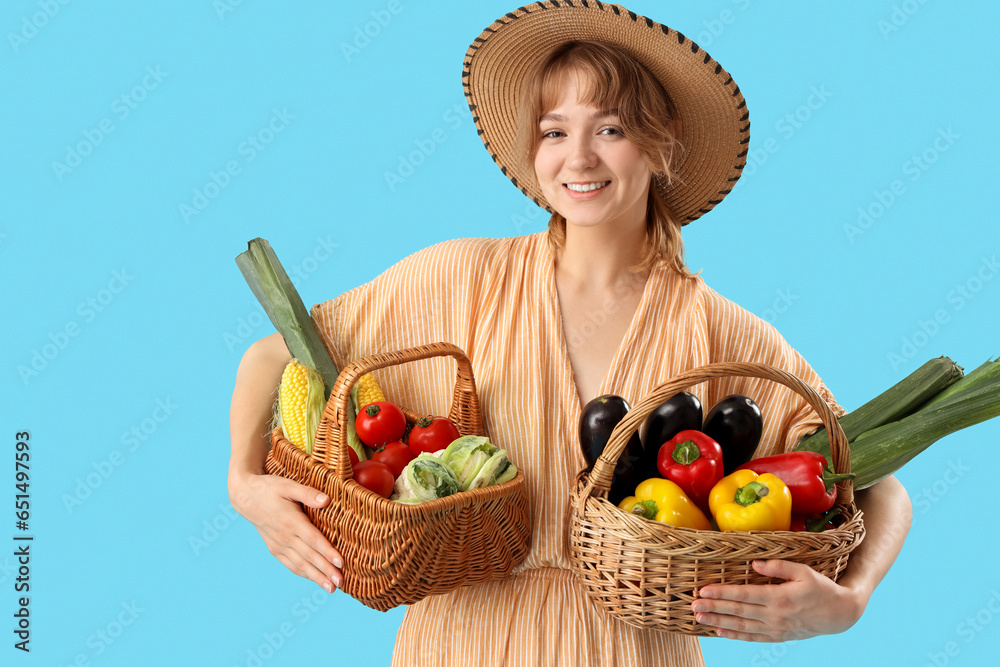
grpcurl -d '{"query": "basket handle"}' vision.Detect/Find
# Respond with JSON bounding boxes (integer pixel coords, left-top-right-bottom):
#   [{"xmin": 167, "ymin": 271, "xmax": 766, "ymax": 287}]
[
  {"xmin": 312, "ymin": 342, "xmax": 484, "ymax": 479},
  {"xmin": 577, "ymin": 362, "xmax": 852, "ymax": 515}
]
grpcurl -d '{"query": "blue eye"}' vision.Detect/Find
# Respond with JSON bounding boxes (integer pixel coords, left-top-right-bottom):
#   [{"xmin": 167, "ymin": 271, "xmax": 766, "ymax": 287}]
[{"xmin": 541, "ymin": 130, "xmax": 564, "ymax": 139}]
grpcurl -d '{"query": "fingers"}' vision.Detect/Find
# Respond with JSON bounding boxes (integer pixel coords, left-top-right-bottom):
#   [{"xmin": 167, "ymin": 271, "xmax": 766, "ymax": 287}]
[
  {"xmin": 237, "ymin": 472, "xmax": 344, "ymax": 592},
  {"xmin": 300, "ymin": 526, "xmax": 343, "ymax": 570},
  {"xmin": 692, "ymin": 561, "xmax": 836, "ymax": 642},
  {"xmin": 266, "ymin": 488, "xmax": 342, "ymax": 569},
  {"xmin": 274, "ymin": 548, "xmax": 342, "ymax": 593},
  {"xmin": 269, "ymin": 475, "xmax": 332, "ymax": 509},
  {"xmin": 751, "ymin": 558, "xmax": 808, "ymax": 581},
  {"xmin": 714, "ymin": 627, "xmax": 774, "ymax": 642},
  {"xmin": 698, "ymin": 560, "xmax": 808, "ymax": 603},
  {"xmin": 263, "ymin": 527, "xmax": 343, "ymax": 589},
  {"xmin": 698, "ymin": 583, "xmax": 766, "ymax": 604},
  {"xmin": 291, "ymin": 533, "xmax": 343, "ymax": 587},
  {"xmin": 257, "ymin": 505, "xmax": 344, "ymax": 590},
  {"xmin": 693, "ymin": 598, "xmax": 769, "ymax": 624},
  {"xmin": 696, "ymin": 611, "xmax": 770, "ymax": 639}
]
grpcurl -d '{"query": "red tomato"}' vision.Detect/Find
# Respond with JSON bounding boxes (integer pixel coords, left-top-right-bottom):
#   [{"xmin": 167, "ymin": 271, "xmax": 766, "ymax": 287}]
[
  {"xmin": 371, "ymin": 441, "xmax": 414, "ymax": 479},
  {"xmin": 352, "ymin": 460, "xmax": 394, "ymax": 498},
  {"xmin": 407, "ymin": 416, "xmax": 461, "ymax": 456},
  {"xmin": 355, "ymin": 402, "xmax": 407, "ymax": 447}
]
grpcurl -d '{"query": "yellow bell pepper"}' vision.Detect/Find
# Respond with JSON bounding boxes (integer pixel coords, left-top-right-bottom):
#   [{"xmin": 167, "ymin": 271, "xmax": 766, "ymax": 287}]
[
  {"xmin": 709, "ymin": 469, "xmax": 792, "ymax": 531},
  {"xmin": 618, "ymin": 478, "xmax": 712, "ymax": 530}
]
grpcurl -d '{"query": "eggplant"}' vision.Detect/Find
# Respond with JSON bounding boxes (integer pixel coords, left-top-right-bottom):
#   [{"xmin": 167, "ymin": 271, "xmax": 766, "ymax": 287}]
[
  {"xmin": 579, "ymin": 394, "xmax": 644, "ymax": 505},
  {"xmin": 703, "ymin": 394, "xmax": 763, "ymax": 474},
  {"xmin": 640, "ymin": 391, "xmax": 703, "ymax": 478}
]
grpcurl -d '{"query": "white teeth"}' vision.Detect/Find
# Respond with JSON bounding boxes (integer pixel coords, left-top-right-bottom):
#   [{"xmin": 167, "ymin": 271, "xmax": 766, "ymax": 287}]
[{"xmin": 565, "ymin": 181, "xmax": 609, "ymax": 192}]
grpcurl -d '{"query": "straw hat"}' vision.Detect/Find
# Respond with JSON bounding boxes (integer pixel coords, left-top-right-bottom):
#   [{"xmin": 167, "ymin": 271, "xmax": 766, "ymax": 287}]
[{"xmin": 462, "ymin": 2, "xmax": 750, "ymax": 224}]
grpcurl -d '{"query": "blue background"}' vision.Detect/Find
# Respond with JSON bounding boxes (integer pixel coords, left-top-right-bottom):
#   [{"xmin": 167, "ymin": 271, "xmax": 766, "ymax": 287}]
[{"xmin": 2, "ymin": 1, "xmax": 998, "ymax": 665}]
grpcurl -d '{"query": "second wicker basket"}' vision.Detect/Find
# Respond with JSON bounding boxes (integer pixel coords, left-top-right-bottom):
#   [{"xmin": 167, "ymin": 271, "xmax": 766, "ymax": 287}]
[{"xmin": 568, "ymin": 362, "xmax": 865, "ymax": 635}]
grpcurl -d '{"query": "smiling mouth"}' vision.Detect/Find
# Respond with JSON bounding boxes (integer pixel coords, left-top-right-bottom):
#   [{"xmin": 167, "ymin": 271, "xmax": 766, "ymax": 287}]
[{"xmin": 564, "ymin": 181, "xmax": 610, "ymax": 193}]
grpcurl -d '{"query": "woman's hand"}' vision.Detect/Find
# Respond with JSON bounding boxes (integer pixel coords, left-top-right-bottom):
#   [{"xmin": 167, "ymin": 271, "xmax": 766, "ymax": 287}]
[
  {"xmin": 691, "ymin": 559, "xmax": 865, "ymax": 642},
  {"xmin": 228, "ymin": 333, "xmax": 343, "ymax": 593},
  {"xmin": 692, "ymin": 475, "xmax": 912, "ymax": 642},
  {"xmin": 229, "ymin": 470, "xmax": 344, "ymax": 594}
]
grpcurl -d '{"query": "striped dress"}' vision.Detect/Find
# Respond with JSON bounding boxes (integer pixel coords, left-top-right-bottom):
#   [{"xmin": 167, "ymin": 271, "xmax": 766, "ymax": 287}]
[{"xmin": 312, "ymin": 232, "xmax": 842, "ymax": 667}]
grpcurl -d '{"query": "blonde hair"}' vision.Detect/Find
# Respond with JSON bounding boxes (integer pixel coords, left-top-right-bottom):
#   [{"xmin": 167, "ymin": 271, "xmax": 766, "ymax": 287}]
[{"xmin": 515, "ymin": 40, "xmax": 689, "ymax": 275}]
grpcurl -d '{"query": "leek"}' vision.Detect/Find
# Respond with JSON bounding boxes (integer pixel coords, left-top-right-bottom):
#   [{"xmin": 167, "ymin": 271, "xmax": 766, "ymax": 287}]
[
  {"xmin": 237, "ymin": 238, "xmax": 367, "ymax": 463},
  {"xmin": 797, "ymin": 356, "xmax": 963, "ymax": 462},
  {"xmin": 922, "ymin": 357, "xmax": 1000, "ymax": 408},
  {"xmin": 236, "ymin": 238, "xmax": 339, "ymax": 397},
  {"xmin": 849, "ymin": 374, "xmax": 1000, "ymax": 489},
  {"xmin": 794, "ymin": 356, "xmax": 1000, "ymax": 490}
]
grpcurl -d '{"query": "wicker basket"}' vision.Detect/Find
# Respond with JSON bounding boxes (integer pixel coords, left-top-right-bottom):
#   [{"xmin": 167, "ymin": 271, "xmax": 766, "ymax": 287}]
[
  {"xmin": 265, "ymin": 342, "xmax": 531, "ymax": 612},
  {"xmin": 568, "ymin": 362, "xmax": 865, "ymax": 635}
]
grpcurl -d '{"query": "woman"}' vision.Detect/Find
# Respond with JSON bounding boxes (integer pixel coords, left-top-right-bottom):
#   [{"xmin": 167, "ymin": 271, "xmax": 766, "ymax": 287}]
[{"xmin": 229, "ymin": 4, "xmax": 911, "ymax": 664}]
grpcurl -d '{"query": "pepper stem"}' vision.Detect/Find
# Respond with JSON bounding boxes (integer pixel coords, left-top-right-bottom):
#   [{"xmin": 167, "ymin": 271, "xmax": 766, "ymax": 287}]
[
  {"xmin": 822, "ymin": 467, "xmax": 856, "ymax": 491},
  {"xmin": 806, "ymin": 507, "xmax": 842, "ymax": 532},
  {"xmin": 672, "ymin": 440, "xmax": 701, "ymax": 466},
  {"xmin": 734, "ymin": 481, "xmax": 769, "ymax": 506},
  {"xmin": 631, "ymin": 500, "xmax": 658, "ymax": 520}
]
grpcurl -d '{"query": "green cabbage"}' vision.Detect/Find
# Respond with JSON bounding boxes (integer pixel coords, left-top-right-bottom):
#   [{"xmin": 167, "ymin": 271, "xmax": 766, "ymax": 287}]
[
  {"xmin": 392, "ymin": 453, "xmax": 459, "ymax": 503},
  {"xmin": 440, "ymin": 435, "xmax": 498, "ymax": 490},
  {"xmin": 466, "ymin": 449, "xmax": 515, "ymax": 490},
  {"xmin": 494, "ymin": 458, "xmax": 517, "ymax": 485}
]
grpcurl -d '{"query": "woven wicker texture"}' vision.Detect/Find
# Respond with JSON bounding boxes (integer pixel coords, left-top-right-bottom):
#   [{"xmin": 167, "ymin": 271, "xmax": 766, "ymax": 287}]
[
  {"xmin": 265, "ymin": 342, "xmax": 531, "ymax": 612},
  {"xmin": 568, "ymin": 362, "xmax": 865, "ymax": 634},
  {"xmin": 463, "ymin": 1, "xmax": 750, "ymax": 223}
]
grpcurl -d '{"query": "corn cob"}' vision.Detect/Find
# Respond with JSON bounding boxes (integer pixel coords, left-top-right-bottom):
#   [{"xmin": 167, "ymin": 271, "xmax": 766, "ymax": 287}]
[
  {"xmin": 276, "ymin": 360, "xmax": 325, "ymax": 454},
  {"xmin": 352, "ymin": 373, "xmax": 386, "ymax": 413},
  {"xmin": 236, "ymin": 238, "xmax": 366, "ymax": 464}
]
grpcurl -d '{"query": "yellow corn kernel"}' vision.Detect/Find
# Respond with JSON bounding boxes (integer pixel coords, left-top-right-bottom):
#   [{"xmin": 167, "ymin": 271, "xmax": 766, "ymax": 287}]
[
  {"xmin": 354, "ymin": 372, "xmax": 386, "ymax": 411},
  {"xmin": 277, "ymin": 360, "xmax": 324, "ymax": 454}
]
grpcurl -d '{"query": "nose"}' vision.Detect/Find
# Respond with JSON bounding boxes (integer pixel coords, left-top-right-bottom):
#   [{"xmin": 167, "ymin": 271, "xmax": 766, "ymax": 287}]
[{"xmin": 567, "ymin": 135, "xmax": 598, "ymax": 171}]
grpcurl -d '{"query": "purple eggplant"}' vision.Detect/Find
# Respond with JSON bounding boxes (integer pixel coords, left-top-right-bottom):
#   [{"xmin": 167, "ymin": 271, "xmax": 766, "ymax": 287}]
[
  {"xmin": 640, "ymin": 391, "xmax": 703, "ymax": 479},
  {"xmin": 703, "ymin": 394, "xmax": 763, "ymax": 474},
  {"xmin": 579, "ymin": 394, "xmax": 643, "ymax": 505}
]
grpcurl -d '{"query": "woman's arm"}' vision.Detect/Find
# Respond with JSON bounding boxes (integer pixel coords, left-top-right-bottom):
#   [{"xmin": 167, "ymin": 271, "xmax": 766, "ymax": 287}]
[
  {"xmin": 228, "ymin": 332, "xmax": 288, "ymax": 483},
  {"xmin": 228, "ymin": 332, "xmax": 344, "ymax": 593},
  {"xmin": 692, "ymin": 475, "xmax": 912, "ymax": 641}
]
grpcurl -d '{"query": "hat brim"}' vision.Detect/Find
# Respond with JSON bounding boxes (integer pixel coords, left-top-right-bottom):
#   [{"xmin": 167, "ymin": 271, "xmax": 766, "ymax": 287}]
[{"xmin": 463, "ymin": 2, "xmax": 750, "ymax": 224}]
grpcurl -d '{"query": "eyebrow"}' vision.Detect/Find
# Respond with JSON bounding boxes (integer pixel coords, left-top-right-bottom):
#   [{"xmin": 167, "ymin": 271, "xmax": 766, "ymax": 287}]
[{"xmin": 539, "ymin": 108, "xmax": 619, "ymax": 123}]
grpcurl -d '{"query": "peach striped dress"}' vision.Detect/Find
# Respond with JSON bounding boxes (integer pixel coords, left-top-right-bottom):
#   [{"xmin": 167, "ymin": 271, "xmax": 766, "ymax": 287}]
[{"xmin": 312, "ymin": 232, "xmax": 842, "ymax": 667}]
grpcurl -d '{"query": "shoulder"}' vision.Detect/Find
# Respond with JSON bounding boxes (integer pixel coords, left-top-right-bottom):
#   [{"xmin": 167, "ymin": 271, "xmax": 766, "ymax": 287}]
[
  {"xmin": 405, "ymin": 235, "xmax": 509, "ymax": 263},
  {"xmin": 390, "ymin": 235, "xmax": 532, "ymax": 277},
  {"xmin": 313, "ymin": 234, "xmax": 539, "ymax": 316},
  {"xmin": 693, "ymin": 279, "xmax": 797, "ymax": 364}
]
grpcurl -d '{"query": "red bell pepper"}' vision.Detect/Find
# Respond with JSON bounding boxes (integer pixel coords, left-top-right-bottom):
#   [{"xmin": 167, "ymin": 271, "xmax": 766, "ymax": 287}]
[
  {"xmin": 736, "ymin": 451, "xmax": 854, "ymax": 514},
  {"xmin": 656, "ymin": 429, "xmax": 724, "ymax": 511}
]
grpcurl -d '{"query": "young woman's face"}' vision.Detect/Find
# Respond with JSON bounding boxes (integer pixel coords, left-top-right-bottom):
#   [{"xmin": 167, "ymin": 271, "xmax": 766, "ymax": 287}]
[{"xmin": 533, "ymin": 71, "xmax": 651, "ymax": 233}]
